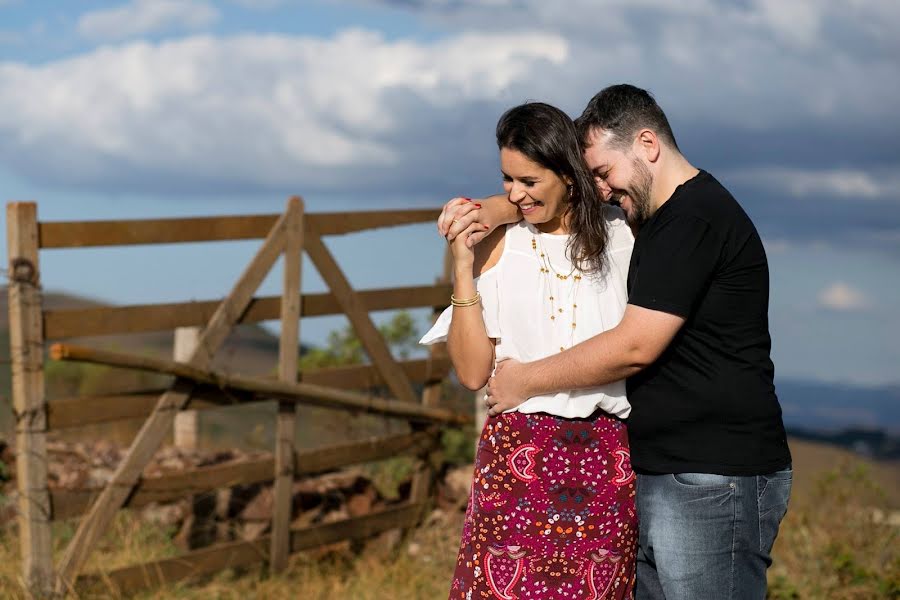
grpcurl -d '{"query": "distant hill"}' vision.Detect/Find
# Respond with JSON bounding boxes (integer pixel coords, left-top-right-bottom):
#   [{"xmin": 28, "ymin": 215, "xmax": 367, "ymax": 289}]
[
  {"xmin": 0, "ymin": 287, "xmax": 295, "ymax": 436},
  {"xmin": 777, "ymin": 377, "xmax": 900, "ymax": 459},
  {"xmin": 0, "ymin": 287, "xmax": 286, "ymax": 374},
  {"xmin": 777, "ymin": 378, "xmax": 900, "ymax": 434}
]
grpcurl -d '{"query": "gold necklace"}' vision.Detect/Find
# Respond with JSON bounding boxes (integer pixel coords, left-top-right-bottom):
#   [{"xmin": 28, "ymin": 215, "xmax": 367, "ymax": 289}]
[{"xmin": 531, "ymin": 232, "xmax": 582, "ymax": 352}]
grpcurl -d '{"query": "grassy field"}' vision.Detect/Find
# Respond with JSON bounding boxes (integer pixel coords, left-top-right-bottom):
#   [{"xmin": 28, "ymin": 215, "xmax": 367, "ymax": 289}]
[{"xmin": 0, "ymin": 437, "xmax": 897, "ymax": 599}]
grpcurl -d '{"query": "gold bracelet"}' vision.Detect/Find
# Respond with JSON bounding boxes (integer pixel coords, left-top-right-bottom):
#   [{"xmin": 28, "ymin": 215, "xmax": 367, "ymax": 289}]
[{"xmin": 450, "ymin": 292, "xmax": 481, "ymax": 307}]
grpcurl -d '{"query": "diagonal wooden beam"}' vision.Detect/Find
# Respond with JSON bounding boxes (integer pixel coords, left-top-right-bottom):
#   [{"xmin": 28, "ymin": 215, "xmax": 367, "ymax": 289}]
[
  {"xmin": 53, "ymin": 205, "xmax": 292, "ymax": 594},
  {"xmin": 304, "ymin": 228, "xmax": 418, "ymax": 405}
]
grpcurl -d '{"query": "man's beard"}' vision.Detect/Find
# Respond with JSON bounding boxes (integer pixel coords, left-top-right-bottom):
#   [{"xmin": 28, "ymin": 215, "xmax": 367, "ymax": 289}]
[{"xmin": 622, "ymin": 157, "xmax": 653, "ymax": 227}]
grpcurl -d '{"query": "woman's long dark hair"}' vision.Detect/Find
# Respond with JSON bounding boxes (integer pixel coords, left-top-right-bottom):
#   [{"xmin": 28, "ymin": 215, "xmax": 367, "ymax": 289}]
[{"xmin": 496, "ymin": 102, "xmax": 610, "ymax": 274}]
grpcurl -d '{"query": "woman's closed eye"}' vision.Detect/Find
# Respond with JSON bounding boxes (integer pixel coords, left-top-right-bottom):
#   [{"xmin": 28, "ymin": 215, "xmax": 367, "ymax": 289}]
[{"xmin": 502, "ymin": 175, "xmax": 537, "ymax": 188}]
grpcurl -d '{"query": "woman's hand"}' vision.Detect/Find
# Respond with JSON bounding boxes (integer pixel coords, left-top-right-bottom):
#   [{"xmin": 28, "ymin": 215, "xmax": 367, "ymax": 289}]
[
  {"xmin": 439, "ymin": 197, "xmax": 493, "ymax": 247},
  {"xmin": 449, "ymin": 220, "xmax": 486, "ymax": 268}
]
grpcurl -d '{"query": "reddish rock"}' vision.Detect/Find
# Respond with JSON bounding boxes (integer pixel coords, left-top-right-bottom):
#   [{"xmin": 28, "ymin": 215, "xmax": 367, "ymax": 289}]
[{"xmin": 239, "ymin": 487, "xmax": 274, "ymax": 522}]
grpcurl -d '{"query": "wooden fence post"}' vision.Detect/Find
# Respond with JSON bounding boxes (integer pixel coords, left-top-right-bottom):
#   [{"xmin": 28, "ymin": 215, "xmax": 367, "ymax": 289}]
[
  {"xmin": 173, "ymin": 326, "xmax": 201, "ymax": 450},
  {"xmin": 7, "ymin": 202, "xmax": 54, "ymax": 598},
  {"xmin": 271, "ymin": 197, "xmax": 303, "ymax": 573}
]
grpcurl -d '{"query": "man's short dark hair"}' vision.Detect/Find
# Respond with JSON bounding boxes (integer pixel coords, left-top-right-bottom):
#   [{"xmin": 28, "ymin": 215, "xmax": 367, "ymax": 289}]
[{"xmin": 575, "ymin": 84, "xmax": 679, "ymax": 152}]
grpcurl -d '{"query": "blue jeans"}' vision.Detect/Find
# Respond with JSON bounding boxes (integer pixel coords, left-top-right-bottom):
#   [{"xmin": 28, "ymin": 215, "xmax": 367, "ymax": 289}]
[{"xmin": 635, "ymin": 468, "xmax": 792, "ymax": 600}]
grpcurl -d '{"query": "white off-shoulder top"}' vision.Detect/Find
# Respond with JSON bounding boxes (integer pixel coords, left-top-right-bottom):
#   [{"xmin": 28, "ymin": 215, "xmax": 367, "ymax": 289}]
[{"xmin": 420, "ymin": 209, "xmax": 634, "ymax": 419}]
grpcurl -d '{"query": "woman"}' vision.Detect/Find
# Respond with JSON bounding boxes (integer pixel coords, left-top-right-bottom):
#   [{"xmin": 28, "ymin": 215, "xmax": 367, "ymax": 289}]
[{"xmin": 420, "ymin": 102, "xmax": 637, "ymax": 599}]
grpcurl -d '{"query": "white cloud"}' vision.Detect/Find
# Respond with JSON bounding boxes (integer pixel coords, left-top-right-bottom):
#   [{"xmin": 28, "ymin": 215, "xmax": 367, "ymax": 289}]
[
  {"xmin": 78, "ymin": 0, "xmax": 220, "ymax": 41},
  {"xmin": 365, "ymin": 0, "xmax": 900, "ymax": 130},
  {"xmin": 0, "ymin": 29, "xmax": 567, "ymax": 192},
  {"xmin": 1, "ymin": 0, "xmax": 899, "ymax": 216},
  {"xmin": 761, "ymin": 238, "xmax": 792, "ymax": 255},
  {"xmin": 818, "ymin": 282, "xmax": 872, "ymax": 312},
  {"xmin": 724, "ymin": 167, "xmax": 900, "ymax": 201}
]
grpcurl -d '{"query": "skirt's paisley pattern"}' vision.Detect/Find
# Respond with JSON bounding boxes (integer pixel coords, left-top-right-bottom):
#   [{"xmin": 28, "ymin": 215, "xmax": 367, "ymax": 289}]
[{"xmin": 449, "ymin": 411, "xmax": 637, "ymax": 600}]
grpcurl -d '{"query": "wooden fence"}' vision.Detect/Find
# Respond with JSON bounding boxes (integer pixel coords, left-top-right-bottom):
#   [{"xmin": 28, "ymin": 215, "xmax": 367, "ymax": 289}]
[{"xmin": 6, "ymin": 198, "xmax": 465, "ymax": 597}]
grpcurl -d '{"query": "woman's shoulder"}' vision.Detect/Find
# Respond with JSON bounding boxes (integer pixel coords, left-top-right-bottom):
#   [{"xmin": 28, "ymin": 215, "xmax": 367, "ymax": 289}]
[{"xmin": 602, "ymin": 205, "xmax": 635, "ymax": 251}]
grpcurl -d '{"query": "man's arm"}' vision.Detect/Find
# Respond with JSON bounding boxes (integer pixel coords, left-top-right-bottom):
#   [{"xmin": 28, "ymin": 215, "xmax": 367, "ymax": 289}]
[
  {"xmin": 439, "ymin": 195, "xmax": 520, "ymax": 247},
  {"xmin": 487, "ymin": 304, "xmax": 684, "ymax": 414}
]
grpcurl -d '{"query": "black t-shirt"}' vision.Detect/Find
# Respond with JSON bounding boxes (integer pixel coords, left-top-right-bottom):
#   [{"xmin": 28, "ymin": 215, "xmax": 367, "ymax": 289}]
[{"xmin": 626, "ymin": 170, "xmax": 791, "ymax": 475}]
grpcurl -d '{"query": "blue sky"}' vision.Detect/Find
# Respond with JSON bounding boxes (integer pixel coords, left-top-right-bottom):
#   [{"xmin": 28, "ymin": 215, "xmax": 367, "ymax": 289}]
[{"xmin": 0, "ymin": 0, "xmax": 898, "ymax": 388}]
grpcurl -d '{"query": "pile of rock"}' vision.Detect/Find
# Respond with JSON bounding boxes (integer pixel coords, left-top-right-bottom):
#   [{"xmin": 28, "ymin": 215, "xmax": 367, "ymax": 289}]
[{"xmin": 0, "ymin": 438, "xmax": 475, "ymax": 553}]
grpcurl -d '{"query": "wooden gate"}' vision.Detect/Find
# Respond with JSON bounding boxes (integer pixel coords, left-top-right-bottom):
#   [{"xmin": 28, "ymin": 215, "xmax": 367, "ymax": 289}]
[{"xmin": 5, "ymin": 198, "xmax": 465, "ymax": 597}]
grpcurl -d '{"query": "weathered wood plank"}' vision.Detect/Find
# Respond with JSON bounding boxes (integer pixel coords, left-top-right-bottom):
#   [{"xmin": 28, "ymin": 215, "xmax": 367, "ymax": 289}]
[
  {"xmin": 292, "ymin": 427, "xmax": 438, "ymax": 476},
  {"xmin": 7, "ymin": 202, "xmax": 54, "ymax": 597},
  {"xmin": 49, "ymin": 344, "xmax": 468, "ymax": 425},
  {"xmin": 47, "ymin": 387, "xmax": 239, "ymax": 430},
  {"xmin": 46, "ymin": 429, "xmax": 438, "ymax": 521},
  {"xmin": 38, "ymin": 209, "xmax": 439, "ymax": 248},
  {"xmin": 304, "ymin": 229, "xmax": 418, "ymax": 405},
  {"xmin": 43, "ymin": 284, "xmax": 451, "ymax": 339},
  {"xmin": 46, "ymin": 357, "xmax": 452, "ymax": 430},
  {"xmin": 54, "ymin": 208, "xmax": 291, "ymax": 594},
  {"xmin": 272, "ymin": 197, "xmax": 303, "ymax": 573},
  {"xmin": 77, "ymin": 503, "xmax": 422, "ymax": 594},
  {"xmin": 310, "ymin": 210, "xmax": 438, "ymax": 236}
]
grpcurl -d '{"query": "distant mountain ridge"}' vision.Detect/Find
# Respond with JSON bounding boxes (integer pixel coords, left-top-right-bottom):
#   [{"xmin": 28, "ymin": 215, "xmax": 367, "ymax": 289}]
[
  {"xmin": 776, "ymin": 377, "xmax": 900, "ymax": 459},
  {"xmin": 776, "ymin": 378, "xmax": 900, "ymax": 434}
]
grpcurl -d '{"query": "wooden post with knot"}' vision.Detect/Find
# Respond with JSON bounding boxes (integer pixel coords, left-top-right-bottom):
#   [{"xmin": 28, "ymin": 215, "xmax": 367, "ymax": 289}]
[{"xmin": 7, "ymin": 202, "xmax": 54, "ymax": 598}]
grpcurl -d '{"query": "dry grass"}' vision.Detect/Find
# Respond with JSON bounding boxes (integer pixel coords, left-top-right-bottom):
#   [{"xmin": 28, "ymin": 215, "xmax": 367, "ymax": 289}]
[
  {"xmin": 1, "ymin": 440, "xmax": 898, "ymax": 599},
  {"xmin": 0, "ymin": 509, "xmax": 463, "ymax": 600},
  {"xmin": 768, "ymin": 461, "xmax": 899, "ymax": 599}
]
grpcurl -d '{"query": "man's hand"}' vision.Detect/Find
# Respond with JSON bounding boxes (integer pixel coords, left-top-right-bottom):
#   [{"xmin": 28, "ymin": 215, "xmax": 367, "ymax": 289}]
[
  {"xmin": 485, "ymin": 359, "xmax": 529, "ymax": 416},
  {"xmin": 439, "ymin": 194, "xmax": 521, "ymax": 247}
]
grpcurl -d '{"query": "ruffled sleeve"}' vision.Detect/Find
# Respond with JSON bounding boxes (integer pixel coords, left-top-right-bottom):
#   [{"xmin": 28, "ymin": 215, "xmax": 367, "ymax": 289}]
[{"xmin": 419, "ymin": 270, "xmax": 501, "ymax": 345}]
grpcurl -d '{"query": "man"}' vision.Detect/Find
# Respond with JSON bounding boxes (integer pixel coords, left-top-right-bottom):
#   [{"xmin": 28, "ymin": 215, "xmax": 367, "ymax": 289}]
[{"xmin": 440, "ymin": 84, "xmax": 792, "ymax": 599}]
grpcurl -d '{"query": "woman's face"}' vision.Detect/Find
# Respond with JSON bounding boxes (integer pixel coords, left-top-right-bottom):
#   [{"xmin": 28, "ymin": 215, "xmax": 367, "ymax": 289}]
[{"xmin": 500, "ymin": 147, "xmax": 570, "ymax": 233}]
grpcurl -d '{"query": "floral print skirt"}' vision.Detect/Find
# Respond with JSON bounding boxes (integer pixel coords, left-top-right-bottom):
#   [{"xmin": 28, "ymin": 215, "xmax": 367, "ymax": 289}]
[{"xmin": 449, "ymin": 411, "xmax": 637, "ymax": 600}]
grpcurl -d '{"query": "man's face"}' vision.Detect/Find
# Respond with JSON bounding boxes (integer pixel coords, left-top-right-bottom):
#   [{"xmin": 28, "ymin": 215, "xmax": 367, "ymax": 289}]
[{"xmin": 582, "ymin": 129, "xmax": 654, "ymax": 227}]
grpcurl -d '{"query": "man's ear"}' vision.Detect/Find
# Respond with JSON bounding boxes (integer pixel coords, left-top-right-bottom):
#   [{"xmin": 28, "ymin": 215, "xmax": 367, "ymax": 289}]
[{"xmin": 635, "ymin": 129, "xmax": 660, "ymax": 163}]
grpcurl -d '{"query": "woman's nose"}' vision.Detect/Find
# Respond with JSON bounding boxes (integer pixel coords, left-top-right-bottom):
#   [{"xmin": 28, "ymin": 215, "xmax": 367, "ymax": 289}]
[
  {"xmin": 509, "ymin": 183, "xmax": 527, "ymax": 202},
  {"xmin": 596, "ymin": 179, "xmax": 613, "ymax": 200}
]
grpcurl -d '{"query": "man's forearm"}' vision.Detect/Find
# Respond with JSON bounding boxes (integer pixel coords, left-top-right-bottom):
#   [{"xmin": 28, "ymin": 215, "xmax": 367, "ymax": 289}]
[
  {"xmin": 482, "ymin": 194, "xmax": 520, "ymax": 228},
  {"xmin": 521, "ymin": 326, "xmax": 645, "ymax": 396}
]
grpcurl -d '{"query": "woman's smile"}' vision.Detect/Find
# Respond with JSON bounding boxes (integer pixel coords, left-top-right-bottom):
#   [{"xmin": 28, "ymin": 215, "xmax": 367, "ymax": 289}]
[{"xmin": 518, "ymin": 200, "xmax": 543, "ymax": 215}]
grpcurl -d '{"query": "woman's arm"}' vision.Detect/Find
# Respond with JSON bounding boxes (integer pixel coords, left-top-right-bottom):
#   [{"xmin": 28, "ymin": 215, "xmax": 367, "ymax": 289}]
[{"xmin": 446, "ymin": 226, "xmax": 505, "ymax": 390}]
